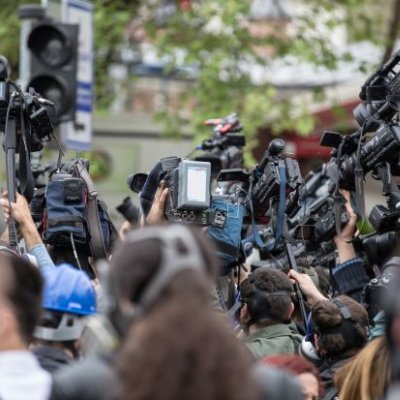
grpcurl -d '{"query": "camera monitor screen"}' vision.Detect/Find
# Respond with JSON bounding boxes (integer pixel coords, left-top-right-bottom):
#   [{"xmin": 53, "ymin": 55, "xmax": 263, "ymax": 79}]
[
  {"xmin": 178, "ymin": 160, "xmax": 211, "ymax": 209},
  {"xmin": 187, "ymin": 166, "xmax": 208, "ymax": 202}
]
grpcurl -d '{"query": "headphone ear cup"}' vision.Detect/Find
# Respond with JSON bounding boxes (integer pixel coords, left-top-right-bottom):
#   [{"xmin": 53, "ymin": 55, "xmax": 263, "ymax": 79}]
[{"xmin": 299, "ymin": 336, "xmax": 321, "ymax": 363}]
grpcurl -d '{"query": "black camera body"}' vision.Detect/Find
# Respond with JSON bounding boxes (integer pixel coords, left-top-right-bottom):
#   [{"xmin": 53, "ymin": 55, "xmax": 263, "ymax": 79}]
[
  {"xmin": 248, "ymin": 138, "xmax": 303, "ymax": 219},
  {"xmin": 194, "ymin": 113, "xmax": 245, "ymax": 177}
]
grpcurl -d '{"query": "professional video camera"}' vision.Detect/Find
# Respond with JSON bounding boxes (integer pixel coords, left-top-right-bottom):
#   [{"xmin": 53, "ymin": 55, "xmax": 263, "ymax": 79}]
[
  {"xmin": 240, "ymin": 138, "xmax": 303, "ymax": 222},
  {"xmin": 0, "ymin": 55, "xmax": 58, "ymax": 247},
  {"xmin": 29, "ymin": 158, "xmax": 118, "ymax": 264},
  {"xmin": 218, "ymin": 138, "xmax": 304, "ymax": 255},
  {"xmin": 0, "ymin": 67, "xmax": 56, "ymax": 153},
  {"xmin": 145, "ymin": 156, "xmax": 219, "ymax": 226},
  {"xmin": 194, "ymin": 113, "xmax": 245, "ymax": 177},
  {"xmin": 287, "ymin": 163, "xmax": 350, "ymax": 247},
  {"xmin": 320, "ymin": 49, "xmax": 400, "ymax": 192}
]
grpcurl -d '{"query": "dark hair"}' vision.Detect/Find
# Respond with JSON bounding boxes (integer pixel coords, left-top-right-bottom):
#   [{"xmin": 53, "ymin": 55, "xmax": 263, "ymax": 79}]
[
  {"xmin": 110, "ymin": 225, "xmax": 218, "ymax": 305},
  {"xmin": 240, "ymin": 268, "xmax": 293, "ymax": 324},
  {"xmin": 314, "ymin": 266, "xmax": 332, "ymax": 298},
  {"xmin": 117, "ymin": 272, "xmax": 259, "ymax": 400},
  {"xmin": 263, "ymin": 354, "xmax": 324, "ymax": 397},
  {"xmin": 0, "ymin": 253, "xmax": 43, "ymax": 343},
  {"xmin": 113, "ymin": 225, "xmax": 259, "ymax": 400},
  {"xmin": 312, "ymin": 295, "xmax": 368, "ymax": 358}
]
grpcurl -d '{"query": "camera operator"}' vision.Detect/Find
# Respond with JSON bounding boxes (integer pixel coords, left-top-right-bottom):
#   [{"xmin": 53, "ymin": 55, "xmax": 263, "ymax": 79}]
[
  {"xmin": 0, "ymin": 250, "xmax": 51, "ymax": 400},
  {"xmin": 0, "ymin": 192, "xmax": 55, "ymax": 270},
  {"xmin": 240, "ymin": 268, "xmax": 303, "ymax": 359},
  {"xmin": 312, "ymin": 296, "xmax": 368, "ymax": 400},
  {"xmin": 31, "ymin": 264, "xmax": 97, "ymax": 373}
]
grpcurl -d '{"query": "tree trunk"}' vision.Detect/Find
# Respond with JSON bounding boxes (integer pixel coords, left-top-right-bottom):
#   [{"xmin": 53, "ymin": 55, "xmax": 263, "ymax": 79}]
[{"xmin": 382, "ymin": 0, "xmax": 400, "ymax": 63}]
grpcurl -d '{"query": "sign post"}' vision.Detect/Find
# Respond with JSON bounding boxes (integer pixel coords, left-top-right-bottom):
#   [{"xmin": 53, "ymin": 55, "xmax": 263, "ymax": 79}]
[{"xmin": 61, "ymin": 0, "xmax": 94, "ymax": 151}]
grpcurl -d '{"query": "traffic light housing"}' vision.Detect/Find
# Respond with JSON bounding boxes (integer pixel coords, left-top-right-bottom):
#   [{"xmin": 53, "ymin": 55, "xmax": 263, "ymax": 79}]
[{"xmin": 27, "ymin": 21, "xmax": 79, "ymax": 124}]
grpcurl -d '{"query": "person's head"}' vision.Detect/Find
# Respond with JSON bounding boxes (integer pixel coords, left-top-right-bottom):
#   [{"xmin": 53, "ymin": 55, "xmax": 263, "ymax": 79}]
[
  {"xmin": 262, "ymin": 354, "xmax": 324, "ymax": 400},
  {"xmin": 0, "ymin": 251, "xmax": 43, "ymax": 348},
  {"xmin": 113, "ymin": 224, "xmax": 260, "ymax": 400},
  {"xmin": 312, "ymin": 295, "xmax": 368, "ymax": 360},
  {"xmin": 240, "ymin": 268, "xmax": 294, "ymax": 330},
  {"xmin": 33, "ymin": 264, "xmax": 96, "ymax": 357},
  {"xmin": 335, "ymin": 336, "xmax": 391, "ymax": 400},
  {"xmin": 109, "ymin": 224, "xmax": 218, "ymax": 326}
]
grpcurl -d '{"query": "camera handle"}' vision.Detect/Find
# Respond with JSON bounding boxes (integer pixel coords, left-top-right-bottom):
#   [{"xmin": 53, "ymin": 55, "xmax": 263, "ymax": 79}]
[
  {"xmin": 4, "ymin": 116, "xmax": 18, "ymax": 249},
  {"xmin": 374, "ymin": 162, "xmax": 400, "ymax": 210}
]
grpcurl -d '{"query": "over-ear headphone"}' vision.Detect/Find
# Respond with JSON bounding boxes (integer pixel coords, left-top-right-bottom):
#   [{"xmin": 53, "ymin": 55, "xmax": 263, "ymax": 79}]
[
  {"xmin": 300, "ymin": 298, "xmax": 361, "ymax": 364},
  {"xmin": 241, "ymin": 273, "xmax": 292, "ymax": 324},
  {"xmin": 299, "ymin": 312, "xmax": 321, "ymax": 363}
]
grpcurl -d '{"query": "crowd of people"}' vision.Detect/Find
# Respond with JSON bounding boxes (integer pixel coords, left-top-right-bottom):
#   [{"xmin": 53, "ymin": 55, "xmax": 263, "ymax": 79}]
[{"xmin": 0, "ymin": 172, "xmax": 399, "ymax": 400}]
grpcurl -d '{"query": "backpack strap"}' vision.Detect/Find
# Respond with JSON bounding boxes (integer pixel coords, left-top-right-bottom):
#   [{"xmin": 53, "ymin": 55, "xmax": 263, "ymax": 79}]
[
  {"xmin": 322, "ymin": 386, "xmax": 338, "ymax": 400},
  {"xmin": 75, "ymin": 160, "xmax": 108, "ymax": 261}
]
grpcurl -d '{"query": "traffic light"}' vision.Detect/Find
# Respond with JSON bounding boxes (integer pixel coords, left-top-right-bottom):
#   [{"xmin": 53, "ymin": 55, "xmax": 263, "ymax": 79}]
[{"xmin": 27, "ymin": 21, "xmax": 79, "ymax": 124}]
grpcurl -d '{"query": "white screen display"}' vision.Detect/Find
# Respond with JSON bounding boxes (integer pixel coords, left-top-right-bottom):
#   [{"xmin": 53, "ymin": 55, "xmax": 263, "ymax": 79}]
[{"xmin": 187, "ymin": 167, "xmax": 207, "ymax": 202}]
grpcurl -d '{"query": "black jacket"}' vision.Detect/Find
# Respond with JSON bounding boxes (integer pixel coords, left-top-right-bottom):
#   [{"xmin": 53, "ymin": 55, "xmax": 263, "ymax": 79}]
[
  {"xmin": 33, "ymin": 346, "xmax": 72, "ymax": 374},
  {"xmin": 319, "ymin": 357, "xmax": 351, "ymax": 400}
]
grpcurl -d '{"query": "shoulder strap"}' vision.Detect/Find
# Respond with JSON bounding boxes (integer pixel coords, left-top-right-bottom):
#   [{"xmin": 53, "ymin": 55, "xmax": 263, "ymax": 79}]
[
  {"xmin": 75, "ymin": 160, "xmax": 108, "ymax": 261},
  {"xmin": 322, "ymin": 386, "xmax": 338, "ymax": 400}
]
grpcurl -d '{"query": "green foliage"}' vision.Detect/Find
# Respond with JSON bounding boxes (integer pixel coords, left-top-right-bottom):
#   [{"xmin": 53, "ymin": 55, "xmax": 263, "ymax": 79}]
[
  {"xmin": 136, "ymin": 0, "xmax": 395, "ymax": 163},
  {"xmin": 0, "ymin": 0, "xmax": 40, "ymax": 79},
  {"xmin": 92, "ymin": 0, "xmax": 141, "ymax": 109}
]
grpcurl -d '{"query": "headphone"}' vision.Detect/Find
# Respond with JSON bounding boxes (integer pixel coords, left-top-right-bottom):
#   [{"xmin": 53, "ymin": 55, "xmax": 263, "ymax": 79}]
[
  {"xmin": 299, "ymin": 298, "xmax": 354, "ymax": 364},
  {"xmin": 299, "ymin": 312, "xmax": 321, "ymax": 363},
  {"xmin": 101, "ymin": 224, "xmax": 207, "ymax": 327},
  {"xmin": 241, "ymin": 273, "xmax": 293, "ymax": 324}
]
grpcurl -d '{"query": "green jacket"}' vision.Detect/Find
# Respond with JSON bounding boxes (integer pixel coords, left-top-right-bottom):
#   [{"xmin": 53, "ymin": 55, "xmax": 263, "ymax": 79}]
[{"xmin": 243, "ymin": 322, "xmax": 303, "ymax": 359}]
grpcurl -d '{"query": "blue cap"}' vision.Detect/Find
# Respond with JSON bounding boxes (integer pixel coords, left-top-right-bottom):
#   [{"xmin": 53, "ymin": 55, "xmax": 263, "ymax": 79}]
[{"xmin": 41, "ymin": 263, "xmax": 96, "ymax": 316}]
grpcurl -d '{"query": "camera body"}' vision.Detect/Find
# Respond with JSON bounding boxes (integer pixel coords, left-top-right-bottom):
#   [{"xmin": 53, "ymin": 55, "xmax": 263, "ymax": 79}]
[
  {"xmin": 194, "ymin": 113, "xmax": 245, "ymax": 177},
  {"xmin": 160, "ymin": 157, "xmax": 216, "ymax": 226}
]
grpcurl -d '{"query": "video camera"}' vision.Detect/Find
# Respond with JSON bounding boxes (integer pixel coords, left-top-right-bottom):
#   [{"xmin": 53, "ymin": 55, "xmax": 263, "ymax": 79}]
[
  {"xmin": 155, "ymin": 156, "xmax": 220, "ymax": 226},
  {"xmin": 245, "ymin": 138, "xmax": 303, "ymax": 221},
  {"xmin": 194, "ymin": 113, "xmax": 245, "ymax": 178},
  {"xmin": 320, "ymin": 49, "xmax": 400, "ymax": 192},
  {"xmin": 0, "ymin": 56, "xmax": 56, "ymax": 154}
]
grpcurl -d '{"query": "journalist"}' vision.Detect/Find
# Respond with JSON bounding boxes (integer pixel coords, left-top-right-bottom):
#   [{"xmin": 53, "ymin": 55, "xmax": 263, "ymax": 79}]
[
  {"xmin": 0, "ymin": 192, "xmax": 55, "ymax": 270},
  {"xmin": 32, "ymin": 264, "xmax": 97, "ymax": 373},
  {"xmin": 240, "ymin": 268, "xmax": 303, "ymax": 359}
]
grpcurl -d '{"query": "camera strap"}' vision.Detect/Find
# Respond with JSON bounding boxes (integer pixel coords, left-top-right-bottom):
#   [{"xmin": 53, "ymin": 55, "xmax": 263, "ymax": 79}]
[{"xmin": 75, "ymin": 160, "xmax": 108, "ymax": 261}]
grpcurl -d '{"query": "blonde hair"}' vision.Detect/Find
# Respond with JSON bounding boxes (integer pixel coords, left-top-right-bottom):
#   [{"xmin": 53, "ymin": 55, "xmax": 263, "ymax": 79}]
[{"xmin": 335, "ymin": 337, "xmax": 391, "ymax": 400}]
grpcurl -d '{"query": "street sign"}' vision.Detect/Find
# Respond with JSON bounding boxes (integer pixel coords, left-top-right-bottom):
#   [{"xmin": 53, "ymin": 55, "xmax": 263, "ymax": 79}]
[{"xmin": 61, "ymin": 0, "xmax": 93, "ymax": 151}]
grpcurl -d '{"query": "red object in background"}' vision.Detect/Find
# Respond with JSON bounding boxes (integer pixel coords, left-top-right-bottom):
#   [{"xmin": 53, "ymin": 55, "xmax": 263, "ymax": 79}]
[
  {"xmin": 284, "ymin": 134, "xmax": 332, "ymax": 159},
  {"xmin": 276, "ymin": 100, "xmax": 360, "ymax": 160},
  {"xmin": 179, "ymin": 0, "xmax": 191, "ymax": 11}
]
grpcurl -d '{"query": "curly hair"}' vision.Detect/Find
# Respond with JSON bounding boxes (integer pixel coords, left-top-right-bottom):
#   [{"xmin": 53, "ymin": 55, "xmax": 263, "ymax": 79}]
[{"xmin": 240, "ymin": 268, "xmax": 293, "ymax": 323}]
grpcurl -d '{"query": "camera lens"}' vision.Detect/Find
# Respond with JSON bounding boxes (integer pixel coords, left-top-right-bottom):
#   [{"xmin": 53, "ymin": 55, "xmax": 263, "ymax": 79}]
[{"xmin": 116, "ymin": 197, "xmax": 141, "ymax": 225}]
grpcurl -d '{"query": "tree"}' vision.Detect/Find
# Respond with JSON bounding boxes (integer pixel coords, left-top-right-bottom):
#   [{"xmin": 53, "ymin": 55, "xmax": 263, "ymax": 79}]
[{"xmin": 136, "ymin": 0, "xmax": 391, "ymax": 161}]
